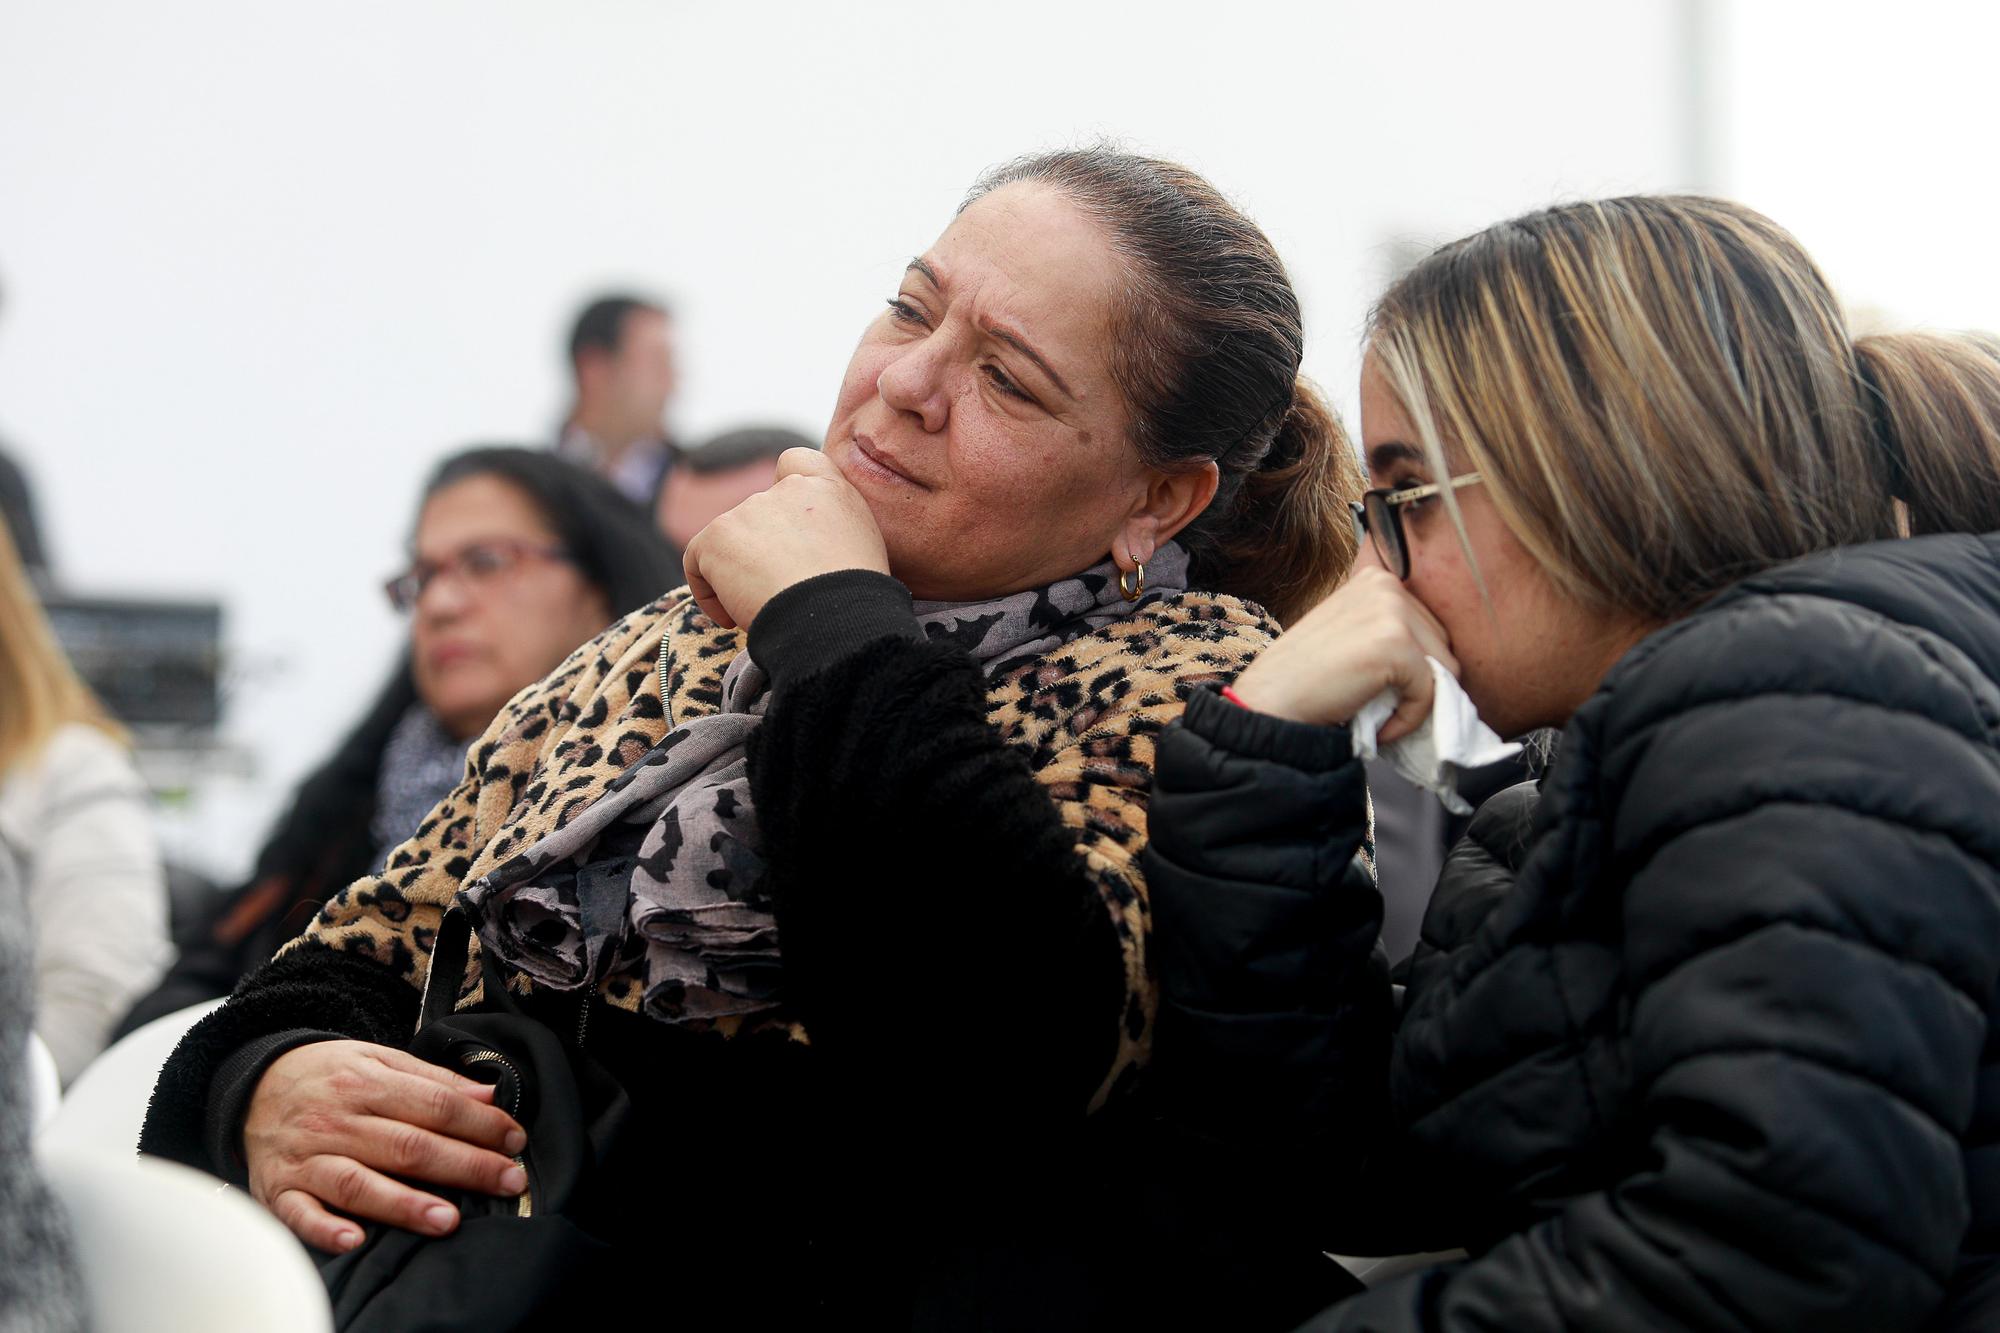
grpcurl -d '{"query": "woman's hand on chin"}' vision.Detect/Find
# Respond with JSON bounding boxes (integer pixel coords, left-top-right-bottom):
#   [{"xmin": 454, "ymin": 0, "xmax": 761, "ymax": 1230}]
[
  {"xmin": 1231, "ymin": 565, "xmax": 1458, "ymax": 742},
  {"xmin": 683, "ymin": 447, "xmax": 891, "ymax": 630}
]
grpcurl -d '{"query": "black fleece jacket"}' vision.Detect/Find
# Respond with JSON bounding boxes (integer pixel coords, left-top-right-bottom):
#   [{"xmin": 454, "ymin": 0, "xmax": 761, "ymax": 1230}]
[{"xmin": 139, "ymin": 572, "xmax": 1158, "ymax": 1328}]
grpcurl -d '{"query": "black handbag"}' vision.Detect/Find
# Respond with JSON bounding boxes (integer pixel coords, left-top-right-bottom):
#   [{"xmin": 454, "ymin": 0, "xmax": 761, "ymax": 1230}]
[{"xmin": 313, "ymin": 901, "xmax": 632, "ymax": 1333}]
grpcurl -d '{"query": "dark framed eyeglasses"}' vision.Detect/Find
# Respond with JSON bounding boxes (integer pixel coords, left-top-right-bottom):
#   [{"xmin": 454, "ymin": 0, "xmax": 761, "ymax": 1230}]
[
  {"xmin": 1349, "ymin": 472, "xmax": 1483, "ymax": 580},
  {"xmin": 383, "ymin": 539, "xmax": 575, "ymax": 613}
]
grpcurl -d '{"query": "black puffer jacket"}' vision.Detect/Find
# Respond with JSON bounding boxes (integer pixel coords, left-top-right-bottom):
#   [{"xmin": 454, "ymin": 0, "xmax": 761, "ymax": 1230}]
[{"xmin": 1143, "ymin": 532, "xmax": 2000, "ymax": 1332}]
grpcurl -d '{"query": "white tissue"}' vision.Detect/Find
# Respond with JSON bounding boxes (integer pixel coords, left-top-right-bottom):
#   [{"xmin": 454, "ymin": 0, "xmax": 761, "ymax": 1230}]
[{"xmin": 1351, "ymin": 656, "xmax": 1521, "ymax": 816}]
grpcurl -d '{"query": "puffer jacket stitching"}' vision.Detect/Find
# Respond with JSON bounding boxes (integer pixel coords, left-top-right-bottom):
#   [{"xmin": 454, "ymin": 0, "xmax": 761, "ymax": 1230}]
[
  {"xmin": 1639, "ymin": 1027, "xmax": 1973, "ymax": 1148},
  {"xmin": 1596, "ymin": 595, "xmax": 2000, "ymax": 748},
  {"xmin": 1623, "ymin": 1058, "xmax": 1965, "ymax": 1280},
  {"xmin": 1622, "ymin": 815, "xmax": 2000, "ymax": 1015}
]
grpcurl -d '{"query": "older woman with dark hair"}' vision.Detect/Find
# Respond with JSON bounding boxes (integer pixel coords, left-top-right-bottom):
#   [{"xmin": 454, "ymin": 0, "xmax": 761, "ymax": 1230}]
[
  {"xmin": 119, "ymin": 448, "xmax": 679, "ymax": 1033},
  {"xmin": 142, "ymin": 150, "xmax": 1364, "ymax": 1328}
]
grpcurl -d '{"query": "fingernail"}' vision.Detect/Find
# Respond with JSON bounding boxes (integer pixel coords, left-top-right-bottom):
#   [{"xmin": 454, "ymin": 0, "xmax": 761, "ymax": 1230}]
[
  {"xmin": 424, "ymin": 1204, "xmax": 457, "ymax": 1234},
  {"xmin": 504, "ymin": 1129, "xmax": 528, "ymax": 1155},
  {"xmin": 501, "ymin": 1166, "xmax": 528, "ymax": 1195},
  {"xmin": 337, "ymin": 1228, "xmax": 363, "ymax": 1251}
]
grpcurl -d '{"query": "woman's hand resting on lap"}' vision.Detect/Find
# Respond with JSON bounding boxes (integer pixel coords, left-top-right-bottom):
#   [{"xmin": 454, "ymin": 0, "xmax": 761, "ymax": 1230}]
[
  {"xmin": 683, "ymin": 447, "xmax": 889, "ymax": 630},
  {"xmin": 1231, "ymin": 563, "xmax": 1459, "ymax": 743},
  {"xmin": 244, "ymin": 1040, "xmax": 529, "ymax": 1253}
]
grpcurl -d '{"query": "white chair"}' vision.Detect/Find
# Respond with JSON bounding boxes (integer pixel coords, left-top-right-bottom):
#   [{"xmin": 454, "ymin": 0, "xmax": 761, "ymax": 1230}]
[
  {"xmin": 26, "ymin": 1029, "xmax": 60, "ymax": 1134},
  {"xmin": 38, "ymin": 1145, "xmax": 331, "ymax": 1332},
  {"xmin": 38, "ymin": 999, "xmax": 224, "ymax": 1155}
]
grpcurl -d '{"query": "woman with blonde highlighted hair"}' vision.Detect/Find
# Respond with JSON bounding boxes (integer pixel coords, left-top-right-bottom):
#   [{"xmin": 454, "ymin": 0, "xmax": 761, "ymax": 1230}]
[
  {"xmin": 0, "ymin": 515, "xmax": 168, "ymax": 1084},
  {"xmin": 1145, "ymin": 196, "xmax": 2000, "ymax": 1330}
]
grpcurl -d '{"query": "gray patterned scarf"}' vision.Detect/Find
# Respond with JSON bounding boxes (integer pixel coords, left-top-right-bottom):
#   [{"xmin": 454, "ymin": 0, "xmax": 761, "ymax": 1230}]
[{"xmin": 457, "ymin": 545, "xmax": 1188, "ymax": 1025}]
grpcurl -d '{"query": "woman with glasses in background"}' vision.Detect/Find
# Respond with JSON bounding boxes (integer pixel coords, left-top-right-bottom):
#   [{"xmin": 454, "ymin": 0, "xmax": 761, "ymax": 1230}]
[
  {"xmin": 1144, "ymin": 197, "xmax": 2000, "ymax": 1330},
  {"xmin": 120, "ymin": 448, "xmax": 677, "ymax": 1033}
]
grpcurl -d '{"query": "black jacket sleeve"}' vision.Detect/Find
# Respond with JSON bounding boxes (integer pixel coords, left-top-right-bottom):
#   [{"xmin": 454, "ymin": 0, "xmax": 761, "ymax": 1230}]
[
  {"xmin": 1144, "ymin": 686, "xmax": 1392, "ymax": 1147},
  {"xmin": 745, "ymin": 570, "xmax": 1127, "ymax": 1133},
  {"xmin": 1140, "ymin": 687, "xmax": 1470, "ymax": 1256},
  {"xmin": 138, "ymin": 940, "xmax": 419, "ymax": 1180}
]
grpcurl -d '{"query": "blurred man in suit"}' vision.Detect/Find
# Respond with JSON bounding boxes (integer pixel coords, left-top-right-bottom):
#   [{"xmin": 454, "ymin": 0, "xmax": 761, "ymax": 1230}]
[{"xmin": 555, "ymin": 293, "xmax": 679, "ymax": 507}]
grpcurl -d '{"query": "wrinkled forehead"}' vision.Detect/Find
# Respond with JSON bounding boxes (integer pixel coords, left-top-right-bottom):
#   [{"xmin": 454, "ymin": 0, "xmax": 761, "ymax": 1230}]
[{"xmin": 925, "ymin": 183, "xmax": 1125, "ymax": 360}]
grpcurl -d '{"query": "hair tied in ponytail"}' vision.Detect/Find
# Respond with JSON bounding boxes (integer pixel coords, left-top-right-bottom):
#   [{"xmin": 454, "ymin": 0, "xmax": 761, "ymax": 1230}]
[
  {"xmin": 1855, "ymin": 353, "xmax": 1912, "ymax": 501},
  {"xmin": 1216, "ymin": 387, "xmax": 1297, "ymax": 465}
]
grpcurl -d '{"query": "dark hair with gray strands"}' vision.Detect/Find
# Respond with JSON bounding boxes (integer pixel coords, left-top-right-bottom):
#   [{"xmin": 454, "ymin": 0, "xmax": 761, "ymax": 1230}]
[{"xmin": 965, "ymin": 147, "xmax": 1363, "ymax": 624}]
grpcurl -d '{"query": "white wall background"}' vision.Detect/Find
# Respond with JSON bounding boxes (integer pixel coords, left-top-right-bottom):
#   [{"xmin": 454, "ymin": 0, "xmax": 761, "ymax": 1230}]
[
  {"xmin": 1718, "ymin": 1, "xmax": 2000, "ymax": 333},
  {"xmin": 0, "ymin": 0, "xmax": 1698, "ymax": 879}
]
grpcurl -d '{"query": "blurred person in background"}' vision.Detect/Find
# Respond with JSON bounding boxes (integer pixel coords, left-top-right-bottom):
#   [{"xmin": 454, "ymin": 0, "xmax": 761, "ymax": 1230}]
[
  {"xmin": 555, "ymin": 293, "xmax": 679, "ymax": 508},
  {"xmin": 0, "ymin": 278, "xmax": 54, "ymax": 587},
  {"xmin": 0, "ymin": 454, "xmax": 49, "ymax": 589},
  {"xmin": 118, "ymin": 448, "xmax": 679, "ymax": 1036},
  {"xmin": 651, "ymin": 424, "xmax": 818, "ymax": 586},
  {"xmin": 0, "ymin": 514, "xmax": 166, "ymax": 1085},
  {"xmin": 1146, "ymin": 197, "xmax": 2000, "ymax": 1332},
  {"xmin": 0, "ymin": 840, "xmax": 84, "ymax": 1332}
]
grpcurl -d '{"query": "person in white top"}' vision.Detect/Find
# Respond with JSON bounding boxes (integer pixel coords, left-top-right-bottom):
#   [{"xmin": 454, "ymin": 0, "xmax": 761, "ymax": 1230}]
[{"xmin": 0, "ymin": 515, "xmax": 167, "ymax": 1085}]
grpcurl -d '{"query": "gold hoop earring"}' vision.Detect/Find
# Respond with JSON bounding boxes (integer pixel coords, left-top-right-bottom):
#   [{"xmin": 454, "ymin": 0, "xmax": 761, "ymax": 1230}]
[{"xmin": 1119, "ymin": 563, "xmax": 1145, "ymax": 602}]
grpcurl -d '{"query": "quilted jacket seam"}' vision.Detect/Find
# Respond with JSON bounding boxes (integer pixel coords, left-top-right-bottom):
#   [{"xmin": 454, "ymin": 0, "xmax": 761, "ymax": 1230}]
[
  {"xmin": 1628, "ymin": 906, "xmax": 1993, "ymax": 1030},
  {"xmin": 1614, "ymin": 784, "xmax": 2000, "ymax": 896}
]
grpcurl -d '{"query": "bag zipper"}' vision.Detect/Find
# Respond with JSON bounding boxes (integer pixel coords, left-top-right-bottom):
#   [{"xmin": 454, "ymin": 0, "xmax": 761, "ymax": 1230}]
[
  {"xmin": 443, "ymin": 624, "xmax": 645, "ymax": 1216},
  {"xmin": 460, "ymin": 1049, "xmax": 523, "ymax": 1116},
  {"xmin": 460, "ymin": 1048, "xmax": 534, "ymax": 1219}
]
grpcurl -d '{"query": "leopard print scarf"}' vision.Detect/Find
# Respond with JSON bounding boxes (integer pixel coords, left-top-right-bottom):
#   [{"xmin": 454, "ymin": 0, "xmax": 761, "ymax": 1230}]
[{"xmin": 457, "ymin": 546, "xmax": 1189, "ymax": 1025}]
